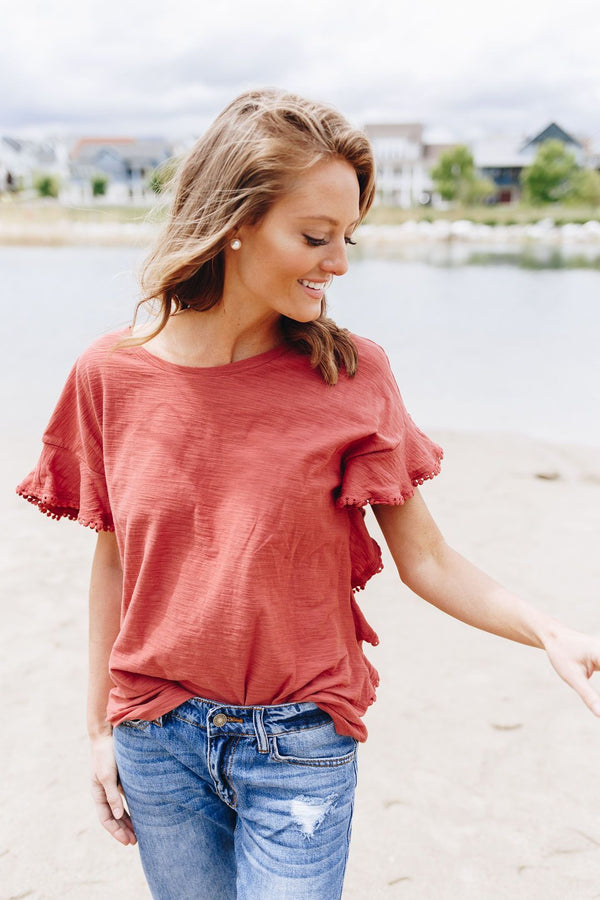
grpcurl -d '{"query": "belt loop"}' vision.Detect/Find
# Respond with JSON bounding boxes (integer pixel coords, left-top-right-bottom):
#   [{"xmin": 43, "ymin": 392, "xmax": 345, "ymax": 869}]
[{"xmin": 252, "ymin": 707, "xmax": 269, "ymax": 753}]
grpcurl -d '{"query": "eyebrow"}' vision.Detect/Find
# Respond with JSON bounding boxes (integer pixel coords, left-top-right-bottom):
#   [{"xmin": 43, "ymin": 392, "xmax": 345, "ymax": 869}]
[{"xmin": 298, "ymin": 215, "xmax": 361, "ymax": 228}]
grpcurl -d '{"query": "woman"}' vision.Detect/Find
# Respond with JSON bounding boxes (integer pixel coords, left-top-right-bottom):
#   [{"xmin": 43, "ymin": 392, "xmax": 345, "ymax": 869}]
[{"xmin": 17, "ymin": 89, "xmax": 600, "ymax": 900}]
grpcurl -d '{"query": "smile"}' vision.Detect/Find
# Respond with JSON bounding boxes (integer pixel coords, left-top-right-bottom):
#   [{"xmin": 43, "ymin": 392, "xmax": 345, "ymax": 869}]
[{"xmin": 298, "ymin": 278, "xmax": 332, "ymax": 291}]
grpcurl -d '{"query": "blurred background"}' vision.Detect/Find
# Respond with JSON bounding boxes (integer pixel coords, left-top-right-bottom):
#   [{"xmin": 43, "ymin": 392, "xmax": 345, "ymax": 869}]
[{"xmin": 1, "ymin": 0, "xmax": 599, "ymax": 445}]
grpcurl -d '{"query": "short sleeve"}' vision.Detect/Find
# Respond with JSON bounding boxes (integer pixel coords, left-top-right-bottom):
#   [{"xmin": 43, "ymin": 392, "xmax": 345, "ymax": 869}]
[
  {"xmin": 336, "ymin": 347, "xmax": 443, "ymax": 509},
  {"xmin": 16, "ymin": 355, "xmax": 114, "ymax": 531}
]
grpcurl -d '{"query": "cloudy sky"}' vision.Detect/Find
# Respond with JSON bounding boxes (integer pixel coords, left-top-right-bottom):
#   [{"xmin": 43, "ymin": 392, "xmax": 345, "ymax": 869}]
[{"xmin": 3, "ymin": 0, "xmax": 600, "ymax": 143}]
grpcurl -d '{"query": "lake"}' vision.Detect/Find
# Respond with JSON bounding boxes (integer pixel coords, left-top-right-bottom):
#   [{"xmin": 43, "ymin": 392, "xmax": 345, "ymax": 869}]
[{"xmin": 1, "ymin": 244, "xmax": 599, "ymax": 446}]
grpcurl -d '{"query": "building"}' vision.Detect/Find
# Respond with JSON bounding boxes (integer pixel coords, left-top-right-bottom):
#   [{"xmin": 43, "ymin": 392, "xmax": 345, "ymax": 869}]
[
  {"xmin": 0, "ymin": 136, "xmax": 67, "ymax": 192},
  {"xmin": 473, "ymin": 123, "xmax": 584, "ymax": 203},
  {"xmin": 364, "ymin": 123, "xmax": 458, "ymax": 207},
  {"xmin": 365, "ymin": 123, "xmax": 427, "ymax": 207},
  {"xmin": 365, "ymin": 119, "xmax": 591, "ymax": 207},
  {"xmin": 67, "ymin": 137, "xmax": 173, "ymax": 203}
]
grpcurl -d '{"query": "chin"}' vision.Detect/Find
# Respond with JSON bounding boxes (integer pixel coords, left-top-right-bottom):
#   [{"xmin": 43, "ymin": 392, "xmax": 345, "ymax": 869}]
[
  {"xmin": 286, "ymin": 310, "xmax": 322, "ymax": 324},
  {"xmin": 284, "ymin": 300, "xmax": 324, "ymax": 324}
]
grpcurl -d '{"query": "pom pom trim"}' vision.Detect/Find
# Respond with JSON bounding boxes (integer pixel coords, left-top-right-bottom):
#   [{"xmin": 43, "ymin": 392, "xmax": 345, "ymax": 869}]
[
  {"xmin": 16, "ymin": 487, "xmax": 114, "ymax": 533},
  {"xmin": 337, "ymin": 457, "xmax": 442, "ymax": 510}
]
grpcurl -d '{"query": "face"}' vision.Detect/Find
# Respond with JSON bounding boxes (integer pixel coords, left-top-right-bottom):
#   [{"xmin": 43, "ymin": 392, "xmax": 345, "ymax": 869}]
[{"xmin": 224, "ymin": 158, "xmax": 361, "ymax": 324}]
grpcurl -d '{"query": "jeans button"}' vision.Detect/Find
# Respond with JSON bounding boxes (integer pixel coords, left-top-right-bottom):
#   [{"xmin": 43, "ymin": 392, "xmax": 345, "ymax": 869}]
[{"xmin": 213, "ymin": 713, "xmax": 227, "ymax": 726}]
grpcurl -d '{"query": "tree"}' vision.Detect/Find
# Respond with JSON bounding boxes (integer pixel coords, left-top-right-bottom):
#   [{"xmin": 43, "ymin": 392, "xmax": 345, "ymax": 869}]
[
  {"xmin": 34, "ymin": 173, "xmax": 60, "ymax": 198},
  {"xmin": 567, "ymin": 168, "xmax": 600, "ymax": 208},
  {"xmin": 430, "ymin": 146, "xmax": 495, "ymax": 205},
  {"xmin": 91, "ymin": 173, "xmax": 109, "ymax": 197},
  {"xmin": 431, "ymin": 146, "xmax": 476, "ymax": 202},
  {"xmin": 520, "ymin": 140, "xmax": 578, "ymax": 204},
  {"xmin": 461, "ymin": 176, "xmax": 497, "ymax": 205}
]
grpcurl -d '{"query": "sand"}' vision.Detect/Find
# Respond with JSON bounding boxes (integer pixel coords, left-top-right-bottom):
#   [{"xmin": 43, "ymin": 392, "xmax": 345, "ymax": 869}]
[{"xmin": 1, "ymin": 430, "xmax": 599, "ymax": 900}]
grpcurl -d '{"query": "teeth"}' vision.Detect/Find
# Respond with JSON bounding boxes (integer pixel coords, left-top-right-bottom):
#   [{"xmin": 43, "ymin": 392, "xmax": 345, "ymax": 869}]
[{"xmin": 300, "ymin": 279, "xmax": 331, "ymax": 290}]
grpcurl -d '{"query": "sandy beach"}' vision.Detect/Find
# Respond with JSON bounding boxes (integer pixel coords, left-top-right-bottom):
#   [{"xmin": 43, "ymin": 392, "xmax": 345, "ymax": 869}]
[{"xmin": 1, "ymin": 429, "xmax": 599, "ymax": 899}]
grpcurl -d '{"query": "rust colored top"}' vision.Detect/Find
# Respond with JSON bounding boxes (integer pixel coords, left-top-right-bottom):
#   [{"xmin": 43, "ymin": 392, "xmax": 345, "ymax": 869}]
[{"xmin": 17, "ymin": 329, "xmax": 442, "ymax": 740}]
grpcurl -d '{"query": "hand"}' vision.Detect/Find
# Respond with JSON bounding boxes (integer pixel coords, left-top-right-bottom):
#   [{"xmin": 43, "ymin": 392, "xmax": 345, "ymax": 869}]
[
  {"xmin": 544, "ymin": 625, "xmax": 600, "ymax": 717},
  {"xmin": 90, "ymin": 732, "xmax": 137, "ymax": 846}
]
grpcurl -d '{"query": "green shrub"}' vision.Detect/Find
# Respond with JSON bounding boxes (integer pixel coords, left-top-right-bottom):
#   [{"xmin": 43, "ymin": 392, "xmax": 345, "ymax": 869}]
[
  {"xmin": 430, "ymin": 147, "xmax": 496, "ymax": 205},
  {"xmin": 566, "ymin": 169, "xmax": 600, "ymax": 208},
  {"xmin": 91, "ymin": 173, "xmax": 109, "ymax": 197},
  {"xmin": 462, "ymin": 177, "xmax": 497, "ymax": 205},
  {"xmin": 34, "ymin": 173, "xmax": 60, "ymax": 198}
]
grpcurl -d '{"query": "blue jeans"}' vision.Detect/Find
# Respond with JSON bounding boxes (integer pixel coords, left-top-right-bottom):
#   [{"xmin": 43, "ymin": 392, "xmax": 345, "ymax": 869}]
[{"xmin": 113, "ymin": 697, "xmax": 358, "ymax": 900}]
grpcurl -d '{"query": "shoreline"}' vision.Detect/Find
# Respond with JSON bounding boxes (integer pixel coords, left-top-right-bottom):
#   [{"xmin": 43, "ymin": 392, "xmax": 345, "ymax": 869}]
[{"xmin": 1, "ymin": 216, "xmax": 600, "ymax": 253}]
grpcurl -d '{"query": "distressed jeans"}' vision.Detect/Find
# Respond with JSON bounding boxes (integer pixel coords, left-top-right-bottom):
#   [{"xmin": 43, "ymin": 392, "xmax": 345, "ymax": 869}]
[{"xmin": 113, "ymin": 697, "xmax": 358, "ymax": 900}]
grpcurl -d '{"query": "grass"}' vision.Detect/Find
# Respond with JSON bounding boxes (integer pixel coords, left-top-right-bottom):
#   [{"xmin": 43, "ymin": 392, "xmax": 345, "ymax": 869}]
[
  {"xmin": 2, "ymin": 196, "xmax": 599, "ymax": 228},
  {"xmin": 364, "ymin": 203, "xmax": 600, "ymax": 226},
  {"xmin": 0, "ymin": 197, "xmax": 165, "ymax": 225}
]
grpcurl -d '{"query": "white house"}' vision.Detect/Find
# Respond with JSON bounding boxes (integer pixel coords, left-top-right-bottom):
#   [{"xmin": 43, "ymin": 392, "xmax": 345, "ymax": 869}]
[
  {"xmin": 363, "ymin": 123, "xmax": 457, "ymax": 208},
  {"xmin": 364, "ymin": 123, "xmax": 428, "ymax": 207},
  {"xmin": 66, "ymin": 137, "xmax": 174, "ymax": 203},
  {"xmin": 0, "ymin": 137, "xmax": 67, "ymax": 192}
]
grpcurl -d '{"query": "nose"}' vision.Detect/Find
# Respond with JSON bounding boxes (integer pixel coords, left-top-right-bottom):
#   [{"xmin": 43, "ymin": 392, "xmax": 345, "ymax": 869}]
[{"xmin": 321, "ymin": 240, "xmax": 349, "ymax": 277}]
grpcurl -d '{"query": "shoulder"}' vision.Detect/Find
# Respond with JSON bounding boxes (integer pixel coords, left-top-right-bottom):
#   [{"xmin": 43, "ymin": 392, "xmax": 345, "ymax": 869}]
[
  {"xmin": 347, "ymin": 333, "xmax": 394, "ymax": 381},
  {"xmin": 75, "ymin": 327, "xmax": 131, "ymax": 378},
  {"xmin": 66, "ymin": 328, "xmax": 134, "ymax": 409},
  {"xmin": 339, "ymin": 333, "xmax": 404, "ymax": 413}
]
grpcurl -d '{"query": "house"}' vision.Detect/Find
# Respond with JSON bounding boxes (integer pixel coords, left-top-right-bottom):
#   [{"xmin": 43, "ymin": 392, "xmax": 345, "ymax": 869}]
[
  {"xmin": 473, "ymin": 123, "xmax": 584, "ymax": 203},
  {"xmin": 364, "ymin": 119, "xmax": 590, "ymax": 207},
  {"xmin": 68, "ymin": 137, "xmax": 174, "ymax": 202},
  {"xmin": 364, "ymin": 123, "xmax": 429, "ymax": 207},
  {"xmin": 0, "ymin": 136, "xmax": 66, "ymax": 192},
  {"xmin": 364, "ymin": 123, "xmax": 458, "ymax": 207}
]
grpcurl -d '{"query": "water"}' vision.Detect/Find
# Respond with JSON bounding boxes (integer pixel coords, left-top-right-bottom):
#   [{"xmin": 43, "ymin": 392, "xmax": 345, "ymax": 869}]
[
  {"xmin": 328, "ymin": 258, "xmax": 600, "ymax": 446},
  {"xmin": 2, "ymin": 245, "xmax": 599, "ymax": 446}
]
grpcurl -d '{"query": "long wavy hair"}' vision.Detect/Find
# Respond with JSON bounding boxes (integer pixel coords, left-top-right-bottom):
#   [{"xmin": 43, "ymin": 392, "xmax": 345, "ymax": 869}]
[{"xmin": 127, "ymin": 88, "xmax": 376, "ymax": 384}]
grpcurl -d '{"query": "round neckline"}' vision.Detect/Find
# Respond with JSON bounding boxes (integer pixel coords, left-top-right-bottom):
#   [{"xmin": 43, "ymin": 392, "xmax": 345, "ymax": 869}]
[{"xmin": 132, "ymin": 338, "xmax": 292, "ymax": 375}]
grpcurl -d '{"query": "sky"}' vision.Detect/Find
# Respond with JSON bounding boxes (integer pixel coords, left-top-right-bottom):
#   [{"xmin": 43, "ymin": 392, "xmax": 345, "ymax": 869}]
[{"xmin": 3, "ymin": 0, "xmax": 600, "ymax": 143}]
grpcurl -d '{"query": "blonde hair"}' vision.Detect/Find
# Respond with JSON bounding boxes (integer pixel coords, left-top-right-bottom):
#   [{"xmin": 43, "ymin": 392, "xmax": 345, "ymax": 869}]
[{"xmin": 130, "ymin": 88, "xmax": 376, "ymax": 384}]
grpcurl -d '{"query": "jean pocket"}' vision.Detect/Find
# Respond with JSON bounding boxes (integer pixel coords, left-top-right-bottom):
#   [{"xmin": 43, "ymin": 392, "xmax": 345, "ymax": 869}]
[
  {"xmin": 270, "ymin": 721, "xmax": 357, "ymax": 768},
  {"xmin": 117, "ymin": 718, "xmax": 151, "ymax": 732}
]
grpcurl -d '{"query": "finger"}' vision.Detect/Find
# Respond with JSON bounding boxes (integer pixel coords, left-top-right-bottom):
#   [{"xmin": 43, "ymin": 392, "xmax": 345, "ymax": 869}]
[
  {"xmin": 580, "ymin": 689, "xmax": 600, "ymax": 718},
  {"xmin": 568, "ymin": 671, "xmax": 600, "ymax": 717},
  {"xmin": 104, "ymin": 777, "xmax": 125, "ymax": 819},
  {"xmin": 96, "ymin": 798, "xmax": 137, "ymax": 845},
  {"xmin": 91, "ymin": 777, "xmax": 137, "ymax": 843},
  {"xmin": 110, "ymin": 812, "xmax": 137, "ymax": 845},
  {"xmin": 93, "ymin": 771, "xmax": 125, "ymax": 819},
  {"xmin": 106, "ymin": 817, "xmax": 137, "ymax": 846}
]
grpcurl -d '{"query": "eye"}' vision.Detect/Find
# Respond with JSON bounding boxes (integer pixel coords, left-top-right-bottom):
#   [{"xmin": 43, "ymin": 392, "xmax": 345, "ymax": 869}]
[
  {"xmin": 303, "ymin": 234, "xmax": 358, "ymax": 248},
  {"xmin": 303, "ymin": 234, "xmax": 328, "ymax": 247}
]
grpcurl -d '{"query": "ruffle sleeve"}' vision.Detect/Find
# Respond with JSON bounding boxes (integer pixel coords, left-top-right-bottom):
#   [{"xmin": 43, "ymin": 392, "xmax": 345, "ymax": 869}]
[
  {"xmin": 336, "ymin": 350, "xmax": 442, "ymax": 510},
  {"xmin": 336, "ymin": 414, "xmax": 442, "ymax": 509},
  {"xmin": 336, "ymin": 340, "xmax": 443, "ymax": 590},
  {"xmin": 16, "ymin": 355, "xmax": 114, "ymax": 532}
]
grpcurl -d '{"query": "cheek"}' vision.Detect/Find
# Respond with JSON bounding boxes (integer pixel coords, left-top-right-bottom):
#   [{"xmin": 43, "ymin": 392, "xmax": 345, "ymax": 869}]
[{"xmin": 257, "ymin": 231, "xmax": 307, "ymax": 272}]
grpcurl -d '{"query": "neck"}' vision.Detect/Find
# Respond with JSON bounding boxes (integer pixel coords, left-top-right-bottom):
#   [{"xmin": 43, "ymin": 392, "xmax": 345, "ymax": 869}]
[{"xmin": 139, "ymin": 301, "xmax": 284, "ymax": 368}]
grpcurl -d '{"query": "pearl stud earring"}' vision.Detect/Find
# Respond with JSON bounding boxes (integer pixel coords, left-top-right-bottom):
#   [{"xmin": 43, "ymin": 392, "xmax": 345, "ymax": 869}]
[{"xmin": 230, "ymin": 238, "xmax": 242, "ymax": 250}]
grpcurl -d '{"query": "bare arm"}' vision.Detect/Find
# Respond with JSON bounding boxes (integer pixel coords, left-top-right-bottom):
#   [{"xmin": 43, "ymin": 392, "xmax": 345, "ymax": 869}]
[
  {"xmin": 373, "ymin": 491, "xmax": 600, "ymax": 716},
  {"xmin": 88, "ymin": 530, "xmax": 136, "ymax": 845}
]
